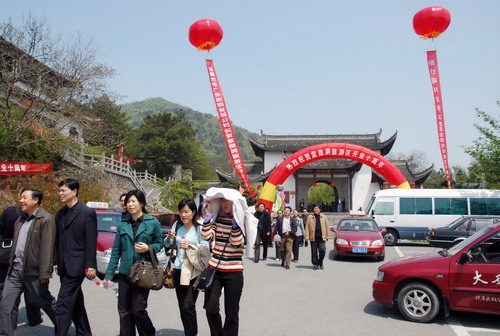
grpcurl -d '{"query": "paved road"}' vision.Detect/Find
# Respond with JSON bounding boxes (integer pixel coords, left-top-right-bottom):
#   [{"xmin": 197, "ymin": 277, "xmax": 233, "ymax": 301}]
[{"xmin": 11, "ymin": 242, "xmax": 500, "ymax": 335}]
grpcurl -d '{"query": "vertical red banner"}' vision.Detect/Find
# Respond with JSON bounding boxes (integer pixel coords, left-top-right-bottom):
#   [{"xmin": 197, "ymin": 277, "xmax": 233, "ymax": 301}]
[
  {"xmin": 205, "ymin": 59, "xmax": 255, "ymax": 198},
  {"xmin": 427, "ymin": 50, "xmax": 452, "ymax": 188}
]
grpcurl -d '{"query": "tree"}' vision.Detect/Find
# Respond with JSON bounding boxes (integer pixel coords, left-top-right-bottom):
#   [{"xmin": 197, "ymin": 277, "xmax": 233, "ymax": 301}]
[
  {"xmin": 307, "ymin": 183, "xmax": 335, "ymax": 206},
  {"xmin": 464, "ymin": 105, "xmax": 500, "ymax": 189},
  {"xmin": 80, "ymin": 95, "xmax": 131, "ymax": 152},
  {"xmin": 127, "ymin": 112, "xmax": 211, "ymax": 179},
  {"xmin": 386, "ymin": 150, "xmax": 430, "ymax": 171},
  {"xmin": 0, "ymin": 15, "xmax": 115, "ymax": 161}
]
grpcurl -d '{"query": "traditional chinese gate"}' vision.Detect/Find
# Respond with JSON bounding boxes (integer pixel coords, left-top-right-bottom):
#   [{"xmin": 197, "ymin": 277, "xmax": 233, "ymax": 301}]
[{"xmin": 258, "ymin": 143, "xmax": 410, "ymax": 210}]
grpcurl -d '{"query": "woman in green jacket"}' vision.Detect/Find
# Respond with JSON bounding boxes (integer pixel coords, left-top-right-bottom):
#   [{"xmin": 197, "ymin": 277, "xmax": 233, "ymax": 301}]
[{"xmin": 103, "ymin": 189, "xmax": 163, "ymax": 336}]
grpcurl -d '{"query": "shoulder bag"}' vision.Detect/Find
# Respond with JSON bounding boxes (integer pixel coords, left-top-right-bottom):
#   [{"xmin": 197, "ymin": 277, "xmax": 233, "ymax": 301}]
[
  {"xmin": 127, "ymin": 248, "xmax": 165, "ymax": 291},
  {"xmin": 194, "ymin": 239, "xmax": 229, "ymax": 291},
  {"xmin": 0, "ymin": 239, "xmax": 13, "ymax": 266}
]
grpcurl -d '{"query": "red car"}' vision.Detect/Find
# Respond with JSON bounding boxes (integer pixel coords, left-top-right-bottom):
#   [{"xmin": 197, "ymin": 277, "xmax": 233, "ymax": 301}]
[
  {"xmin": 373, "ymin": 223, "xmax": 500, "ymax": 323},
  {"xmin": 331, "ymin": 217, "xmax": 386, "ymax": 261}
]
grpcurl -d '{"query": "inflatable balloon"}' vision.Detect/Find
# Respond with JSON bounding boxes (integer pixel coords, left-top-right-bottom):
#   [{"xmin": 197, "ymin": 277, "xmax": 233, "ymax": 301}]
[
  {"xmin": 258, "ymin": 143, "xmax": 410, "ymax": 210},
  {"xmin": 413, "ymin": 6, "xmax": 451, "ymax": 39},
  {"xmin": 189, "ymin": 19, "xmax": 223, "ymax": 50}
]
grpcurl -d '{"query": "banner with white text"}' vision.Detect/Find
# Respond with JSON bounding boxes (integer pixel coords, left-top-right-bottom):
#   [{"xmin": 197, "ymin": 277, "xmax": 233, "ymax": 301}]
[
  {"xmin": 0, "ymin": 162, "xmax": 52, "ymax": 175},
  {"xmin": 205, "ymin": 59, "xmax": 255, "ymax": 198},
  {"xmin": 427, "ymin": 50, "xmax": 452, "ymax": 188}
]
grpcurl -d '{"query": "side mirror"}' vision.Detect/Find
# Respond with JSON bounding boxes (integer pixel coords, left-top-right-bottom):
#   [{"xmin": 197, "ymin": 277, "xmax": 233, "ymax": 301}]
[
  {"xmin": 330, "ymin": 227, "xmax": 336, "ymax": 232},
  {"xmin": 371, "ymin": 210, "xmax": 374, "ymax": 216},
  {"xmin": 380, "ymin": 228, "xmax": 387, "ymax": 234},
  {"xmin": 458, "ymin": 252, "xmax": 468, "ymax": 265}
]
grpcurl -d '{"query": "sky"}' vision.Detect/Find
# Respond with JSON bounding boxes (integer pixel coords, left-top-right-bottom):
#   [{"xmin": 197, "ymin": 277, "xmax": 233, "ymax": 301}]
[{"xmin": 3, "ymin": 0, "xmax": 500, "ymax": 171}]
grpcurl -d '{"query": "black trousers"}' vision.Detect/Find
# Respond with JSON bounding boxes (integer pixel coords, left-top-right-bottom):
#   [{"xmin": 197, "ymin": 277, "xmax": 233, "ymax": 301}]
[
  {"xmin": 204, "ymin": 271, "xmax": 243, "ymax": 336},
  {"xmin": 117, "ymin": 274, "xmax": 155, "ymax": 336},
  {"xmin": 173, "ymin": 269, "xmax": 200, "ymax": 336},
  {"xmin": 254, "ymin": 234, "xmax": 271, "ymax": 262},
  {"xmin": 55, "ymin": 270, "xmax": 91, "ymax": 336},
  {"xmin": 0, "ymin": 268, "xmax": 56, "ymax": 335},
  {"xmin": 310, "ymin": 240, "xmax": 326, "ymax": 266},
  {"xmin": 0, "ymin": 265, "xmax": 42, "ymax": 326},
  {"xmin": 293, "ymin": 236, "xmax": 303, "ymax": 261}
]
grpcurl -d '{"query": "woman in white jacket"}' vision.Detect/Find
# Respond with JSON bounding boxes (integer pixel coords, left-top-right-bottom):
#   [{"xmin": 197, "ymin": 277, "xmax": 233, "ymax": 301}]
[{"xmin": 164, "ymin": 199, "xmax": 209, "ymax": 336}]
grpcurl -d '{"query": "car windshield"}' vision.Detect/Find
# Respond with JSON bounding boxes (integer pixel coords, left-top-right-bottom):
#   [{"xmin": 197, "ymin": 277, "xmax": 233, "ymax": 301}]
[
  {"xmin": 97, "ymin": 213, "xmax": 121, "ymax": 233},
  {"xmin": 447, "ymin": 226, "xmax": 495, "ymax": 256},
  {"xmin": 445, "ymin": 217, "xmax": 464, "ymax": 228},
  {"xmin": 338, "ymin": 220, "xmax": 378, "ymax": 232}
]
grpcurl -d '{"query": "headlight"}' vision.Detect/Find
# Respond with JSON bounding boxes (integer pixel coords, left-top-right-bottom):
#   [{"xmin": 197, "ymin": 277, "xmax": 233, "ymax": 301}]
[
  {"xmin": 104, "ymin": 249, "xmax": 112, "ymax": 257},
  {"xmin": 336, "ymin": 238, "xmax": 349, "ymax": 245},
  {"xmin": 371, "ymin": 239, "xmax": 383, "ymax": 246},
  {"xmin": 376, "ymin": 270, "xmax": 385, "ymax": 282}
]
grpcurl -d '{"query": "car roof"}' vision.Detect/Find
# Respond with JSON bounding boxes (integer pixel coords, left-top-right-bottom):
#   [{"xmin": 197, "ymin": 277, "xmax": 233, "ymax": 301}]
[
  {"xmin": 95, "ymin": 210, "xmax": 121, "ymax": 215},
  {"xmin": 339, "ymin": 217, "xmax": 375, "ymax": 221}
]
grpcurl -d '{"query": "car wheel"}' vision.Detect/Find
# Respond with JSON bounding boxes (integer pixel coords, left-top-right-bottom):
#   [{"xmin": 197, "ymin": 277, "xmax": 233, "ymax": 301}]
[
  {"xmin": 377, "ymin": 255, "xmax": 385, "ymax": 261},
  {"xmin": 333, "ymin": 253, "xmax": 342, "ymax": 260},
  {"xmin": 397, "ymin": 282, "xmax": 440, "ymax": 323},
  {"xmin": 383, "ymin": 229, "xmax": 398, "ymax": 246}
]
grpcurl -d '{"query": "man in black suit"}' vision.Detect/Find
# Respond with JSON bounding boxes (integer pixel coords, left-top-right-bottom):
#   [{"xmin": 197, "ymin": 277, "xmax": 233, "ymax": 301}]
[
  {"xmin": 54, "ymin": 179, "xmax": 97, "ymax": 336},
  {"xmin": 253, "ymin": 202, "xmax": 272, "ymax": 262}
]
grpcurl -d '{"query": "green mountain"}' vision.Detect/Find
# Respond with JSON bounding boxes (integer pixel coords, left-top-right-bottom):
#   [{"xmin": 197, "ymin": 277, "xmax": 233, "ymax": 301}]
[{"xmin": 121, "ymin": 97, "xmax": 259, "ymax": 174}]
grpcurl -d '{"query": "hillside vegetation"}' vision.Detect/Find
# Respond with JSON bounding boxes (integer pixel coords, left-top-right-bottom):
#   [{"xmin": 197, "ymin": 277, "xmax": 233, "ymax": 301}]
[{"xmin": 121, "ymin": 97, "xmax": 259, "ymax": 174}]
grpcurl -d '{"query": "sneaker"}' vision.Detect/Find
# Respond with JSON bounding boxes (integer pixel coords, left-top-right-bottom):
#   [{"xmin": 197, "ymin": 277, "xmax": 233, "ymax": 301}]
[
  {"xmin": 285, "ymin": 266, "xmax": 290, "ymax": 270},
  {"xmin": 313, "ymin": 265, "xmax": 318, "ymax": 270},
  {"xmin": 281, "ymin": 262, "xmax": 285, "ymax": 267},
  {"xmin": 320, "ymin": 265, "xmax": 324, "ymax": 270},
  {"xmin": 275, "ymin": 258, "xmax": 279, "ymax": 261}
]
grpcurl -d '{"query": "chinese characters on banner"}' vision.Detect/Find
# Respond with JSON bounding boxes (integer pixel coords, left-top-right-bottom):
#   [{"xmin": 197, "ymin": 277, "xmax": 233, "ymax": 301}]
[
  {"xmin": 205, "ymin": 59, "xmax": 255, "ymax": 198},
  {"xmin": 427, "ymin": 50, "xmax": 452, "ymax": 188},
  {"xmin": 0, "ymin": 162, "xmax": 52, "ymax": 175}
]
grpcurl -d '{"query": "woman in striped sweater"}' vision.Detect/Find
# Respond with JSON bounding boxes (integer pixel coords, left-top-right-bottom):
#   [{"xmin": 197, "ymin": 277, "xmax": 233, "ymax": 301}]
[{"xmin": 202, "ymin": 188, "xmax": 255, "ymax": 336}]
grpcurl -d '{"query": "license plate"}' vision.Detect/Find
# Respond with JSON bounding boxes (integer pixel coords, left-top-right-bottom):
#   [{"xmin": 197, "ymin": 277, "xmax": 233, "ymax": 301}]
[{"xmin": 352, "ymin": 247, "xmax": 367, "ymax": 253}]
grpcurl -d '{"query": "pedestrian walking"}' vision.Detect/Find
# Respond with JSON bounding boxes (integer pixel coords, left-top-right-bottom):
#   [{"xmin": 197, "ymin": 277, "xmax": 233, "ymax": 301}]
[
  {"xmin": 54, "ymin": 178, "xmax": 97, "ymax": 336},
  {"xmin": 0, "ymin": 188, "xmax": 57, "ymax": 335},
  {"xmin": 292, "ymin": 209, "xmax": 305, "ymax": 262},
  {"xmin": 275, "ymin": 207, "xmax": 297, "ymax": 269},
  {"xmin": 253, "ymin": 203, "xmax": 272, "ymax": 263},
  {"xmin": 305, "ymin": 205, "xmax": 329, "ymax": 270},
  {"xmin": 103, "ymin": 189, "xmax": 162, "ymax": 336},
  {"xmin": 164, "ymin": 199, "xmax": 209, "ymax": 336},
  {"xmin": 201, "ymin": 187, "xmax": 258, "ymax": 336},
  {"xmin": 272, "ymin": 210, "xmax": 283, "ymax": 261}
]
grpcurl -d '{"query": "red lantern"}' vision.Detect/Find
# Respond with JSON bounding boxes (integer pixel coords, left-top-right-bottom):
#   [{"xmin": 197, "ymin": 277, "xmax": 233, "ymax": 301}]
[
  {"xmin": 413, "ymin": 6, "xmax": 451, "ymax": 39},
  {"xmin": 312, "ymin": 183, "xmax": 318, "ymax": 187},
  {"xmin": 330, "ymin": 183, "xmax": 336, "ymax": 188},
  {"xmin": 189, "ymin": 19, "xmax": 223, "ymax": 50}
]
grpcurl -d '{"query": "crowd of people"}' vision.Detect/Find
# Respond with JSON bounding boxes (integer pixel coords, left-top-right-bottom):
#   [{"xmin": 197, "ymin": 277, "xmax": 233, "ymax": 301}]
[
  {"xmin": 0, "ymin": 180, "xmax": 332, "ymax": 336},
  {"xmin": 253, "ymin": 203, "xmax": 330, "ymax": 270}
]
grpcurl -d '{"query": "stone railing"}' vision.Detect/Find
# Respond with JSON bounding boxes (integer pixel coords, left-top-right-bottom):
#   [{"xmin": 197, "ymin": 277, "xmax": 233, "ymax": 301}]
[{"xmin": 64, "ymin": 145, "xmax": 168, "ymax": 192}]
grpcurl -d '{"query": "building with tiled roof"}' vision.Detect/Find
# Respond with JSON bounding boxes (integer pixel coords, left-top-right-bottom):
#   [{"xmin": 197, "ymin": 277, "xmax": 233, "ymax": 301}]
[{"xmin": 216, "ymin": 130, "xmax": 433, "ymax": 211}]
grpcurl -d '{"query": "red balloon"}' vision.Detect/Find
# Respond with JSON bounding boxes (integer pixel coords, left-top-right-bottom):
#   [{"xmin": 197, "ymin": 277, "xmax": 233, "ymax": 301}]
[
  {"xmin": 189, "ymin": 19, "xmax": 223, "ymax": 50},
  {"xmin": 413, "ymin": 6, "xmax": 451, "ymax": 39}
]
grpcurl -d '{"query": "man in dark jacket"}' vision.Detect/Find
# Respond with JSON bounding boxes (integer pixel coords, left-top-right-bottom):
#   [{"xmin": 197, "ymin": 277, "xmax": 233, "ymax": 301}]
[
  {"xmin": 253, "ymin": 202, "xmax": 272, "ymax": 263},
  {"xmin": 0, "ymin": 189, "xmax": 57, "ymax": 335},
  {"xmin": 275, "ymin": 206, "xmax": 297, "ymax": 269},
  {"xmin": 54, "ymin": 178, "xmax": 97, "ymax": 336}
]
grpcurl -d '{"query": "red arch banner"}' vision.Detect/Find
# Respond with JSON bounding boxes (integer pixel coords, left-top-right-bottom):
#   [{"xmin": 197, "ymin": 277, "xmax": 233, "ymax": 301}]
[{"xmin": 258, "ymin": 143, "xmax": 410, "ymax": 210}]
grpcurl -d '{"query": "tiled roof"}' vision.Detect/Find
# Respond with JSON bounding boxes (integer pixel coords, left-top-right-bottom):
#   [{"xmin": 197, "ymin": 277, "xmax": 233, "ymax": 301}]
[
  {"xmin": 215, "ymin": 161, "xmax": 273, "ymax": 183},
  {"xmin": 249, "ymin": 130, "xmax": 397, "ymax": 158},
  {"xmin": 372, "ymin": 160, "xmax": 434, "ymax": 184}
]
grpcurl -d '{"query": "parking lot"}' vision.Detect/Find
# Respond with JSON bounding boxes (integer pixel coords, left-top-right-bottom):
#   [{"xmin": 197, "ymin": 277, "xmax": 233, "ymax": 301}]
[{"xmin": 11, "ymin": 241, "xmax": 500, "ymax": 336}]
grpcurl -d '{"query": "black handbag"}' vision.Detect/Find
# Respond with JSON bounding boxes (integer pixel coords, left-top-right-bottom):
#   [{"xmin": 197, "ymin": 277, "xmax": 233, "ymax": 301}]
[
  {"xmin": 0, "ymin": 239, "xmax": 13, "ymax": 266},
  {"xmin": 194, "ymin": 240, "xmax": 229, "ymax": 291},
  {"xmin": 127, "ymin": 249, "xmax": 165, "ymax": 291}
]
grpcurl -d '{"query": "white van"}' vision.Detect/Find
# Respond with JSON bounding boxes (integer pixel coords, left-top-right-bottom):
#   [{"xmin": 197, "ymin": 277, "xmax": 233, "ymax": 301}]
[{"xmin": 365, "ymin": 189, "xmax": 500, "ymax": 245}]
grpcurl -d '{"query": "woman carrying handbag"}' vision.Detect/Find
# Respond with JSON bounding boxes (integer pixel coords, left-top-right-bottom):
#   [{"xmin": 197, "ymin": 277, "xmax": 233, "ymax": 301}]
[
  {"xmin": 164, "ymin": 199, "xmax": 209, "ymax": 336},
  {"xmin": 103, "ymin": 189, "xmax": 163, "ymax": 336}
]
